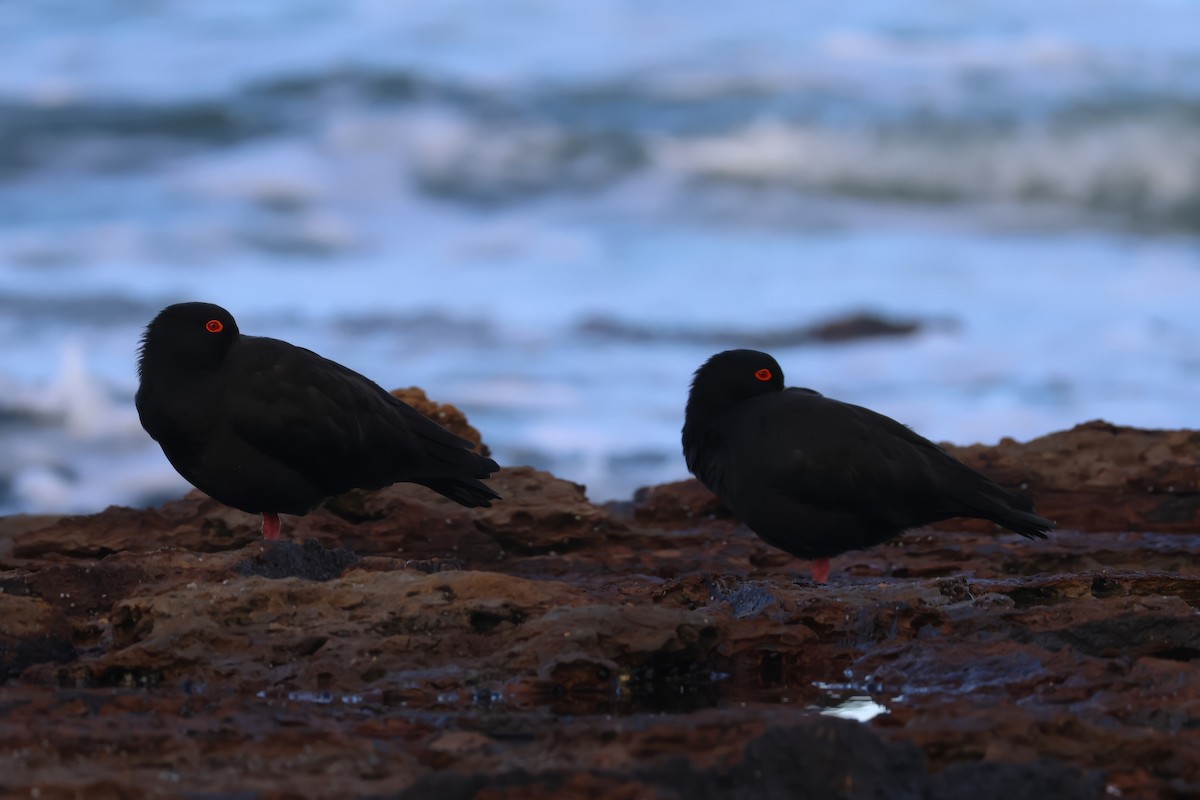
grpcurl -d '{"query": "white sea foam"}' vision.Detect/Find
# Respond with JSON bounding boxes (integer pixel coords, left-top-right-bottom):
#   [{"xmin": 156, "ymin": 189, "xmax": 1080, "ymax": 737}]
[
  {"xmin": 652, "ymin": 117, "xmax": 1200, "ymax": 214},
  {"xmin": 3, "ymin": 227, "xmax": 1200, "ymax": 511},
  {"xmin": 3, "ymin": 0, "xmax": 1200, "ymax": 513},
  {"xmin": 820, "ymin": 31, "xmax": 1087, "ymax": 70},
  {"xmin": 176, "ymin": 140, "xmax": 332, "ymax": 208}
]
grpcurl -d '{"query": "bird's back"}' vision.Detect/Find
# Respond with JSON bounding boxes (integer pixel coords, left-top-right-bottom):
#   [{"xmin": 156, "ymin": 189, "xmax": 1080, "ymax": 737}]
[
  {"xmin": 139, "ymin": 331, "xmax": 498, "ymax": 515},
  {"xmin": 220, "ymin": 336, "xmax": 498, "ymax": 501},
  {"xmin": 690, "ymin": 388, "xmax": 1049, "ymax": 558}
]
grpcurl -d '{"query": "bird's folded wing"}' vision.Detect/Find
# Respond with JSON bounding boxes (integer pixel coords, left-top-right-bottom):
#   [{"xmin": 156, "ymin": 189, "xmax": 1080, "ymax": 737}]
[
  {"xmin": 222, "ymin": 341, "xmax": 435, "ymax": 481},
  {"xmin": 751, "ymin": 391, "xmax": 964, "ymax": 516},
  {"xmin": 312, "ymin": 351, "xmax": 479, "ymax": 453}
]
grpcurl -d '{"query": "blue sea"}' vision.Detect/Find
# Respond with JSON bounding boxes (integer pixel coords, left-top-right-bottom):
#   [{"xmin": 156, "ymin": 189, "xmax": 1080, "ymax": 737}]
[{"xmin": 3, "ymin": 0, "xmax": 1200, "ymax": 515}]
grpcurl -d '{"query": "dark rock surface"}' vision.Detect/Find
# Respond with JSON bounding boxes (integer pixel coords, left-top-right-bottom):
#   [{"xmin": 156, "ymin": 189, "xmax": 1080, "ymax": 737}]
[
  {"xmin": 577, "ymin": 311, "xmax": 933, "ymax": 348},
  {"xmin": 2, "ymin": 418, "xmax": 1199, "ymax": 798}
]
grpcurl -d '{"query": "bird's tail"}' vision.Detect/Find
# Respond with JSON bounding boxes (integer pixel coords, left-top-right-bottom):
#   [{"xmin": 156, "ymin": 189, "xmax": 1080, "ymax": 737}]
[
  {"xmin": 956, "ymin": 479, "xmax": 1053, "ymax": 539},
  {"xmin": 415, "ymin": 475, "xmax": 502, "ymax": 508},
  {"xmin": 988, "ymin": 504, "xmax": 1053, "ymax": 539}
]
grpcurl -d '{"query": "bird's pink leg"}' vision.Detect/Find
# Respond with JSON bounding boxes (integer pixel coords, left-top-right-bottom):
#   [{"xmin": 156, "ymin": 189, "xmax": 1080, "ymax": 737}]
[
  {"xmin": 811, "ymin": 558, "xmax": 831, "ymax": 584},
  {"xmin": 261, "ymin": 512, "xmax": 282, "ymax": 541}
]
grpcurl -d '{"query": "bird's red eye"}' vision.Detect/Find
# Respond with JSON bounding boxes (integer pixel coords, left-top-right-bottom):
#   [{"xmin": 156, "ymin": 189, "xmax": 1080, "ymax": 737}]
[
  {"xmin": 205, "ymin": 319, "xmax": 224, "ymax": 333},
  {"xmin": 754, "ymin": 368, "xmax": 772, "ymax": 381}
]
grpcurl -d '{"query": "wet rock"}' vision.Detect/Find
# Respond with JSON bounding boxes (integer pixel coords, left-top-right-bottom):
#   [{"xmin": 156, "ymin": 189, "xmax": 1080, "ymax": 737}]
[
  {"xmin": 931, "ymin": 759, "xmax": 1105, "ymax": 800},
  {"xmin": 235, "ymin": 538, "xmax": 360, "ymax": 581},
  {"xmin": 401, "ymin": 556, "xmax": 467, "ymax": 574},
  {"xmin": 0, "ymin": 593, "xmax": 75, "ymax": 681},
  {"xmin": 1, "ymin": 420, "xmax": 1199, "ymax": 797},
  {"xmin": 400, "ymin": 718, "xmax": 1101, "ymax": 800},
  {"xmin": 706, "ymin": 578, "xmax": 779, "ymax": 619}
]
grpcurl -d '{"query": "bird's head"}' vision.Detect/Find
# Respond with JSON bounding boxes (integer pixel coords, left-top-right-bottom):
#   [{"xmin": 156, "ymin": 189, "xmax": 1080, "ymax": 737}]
[
  {"xmin": 684, "ymin": 348, "xmax": 785, "ymax": 427},
  {"xmin": 138, "ymin": 302, "xmax": 240, "ymax": 378}
]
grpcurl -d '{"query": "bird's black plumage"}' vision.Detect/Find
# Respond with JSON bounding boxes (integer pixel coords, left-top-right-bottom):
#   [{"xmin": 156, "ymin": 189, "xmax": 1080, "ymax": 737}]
[
  {"xmin": 682, "ymin": 349, "xmax": 1051, "ymax": 571},
  {"xmin": 136, "ymin": 302, "xmax": 500, "ymax": 536}
]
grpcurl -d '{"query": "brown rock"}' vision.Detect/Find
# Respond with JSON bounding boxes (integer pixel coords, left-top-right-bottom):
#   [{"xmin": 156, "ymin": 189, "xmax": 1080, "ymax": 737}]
[
  {"xmin": 2, "ymin": 423, "xmax": 1200, "ymax": 798},
  {"xmin": 390, "ymin": 385, "xmax": 491, "ymax": 456},
  {"xmin": 945, "ymin": 420, "xmax": 1200, "ymax": 533},
  {"xmin": 630, "ymin": 478, "xmax": 723, "ymax": 526},
  {"xmin": 0, "ymin": 592, "xmax": 75, "ymax": 682},
  {"xmin": 319, "ymin": 466, "xmax": 627, "ymax": 562},
  {"xmin": 7, "ymin": 494, "xmax": 257, "ymax": 562}
]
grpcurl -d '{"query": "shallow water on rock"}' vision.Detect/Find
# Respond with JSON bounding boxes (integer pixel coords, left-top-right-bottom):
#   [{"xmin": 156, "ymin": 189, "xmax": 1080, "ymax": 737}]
[{"xmin": 5, "ymin": 447, "xmax": 1200, "ymax": 796}]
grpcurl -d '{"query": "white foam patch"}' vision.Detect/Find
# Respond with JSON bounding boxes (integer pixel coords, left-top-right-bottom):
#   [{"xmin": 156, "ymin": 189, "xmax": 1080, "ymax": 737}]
[
  {"xmin": 4, "ymin": 0, "xmax": 1200, "ymax": 514},
  {"xmin": 40, "ymin": 342, "xmax": 122, "ymax": 438},
  {"xmin": 651, "ymin": 117, "xmax": 1200, "ymax": 211},
  {"xmin": 820, "ymin": 30, "xmax": 1086, "ymax": 70},
  {"xmin": 11, "ymin": 465, "xmax": 72, "ymax": 511},
  {"xmin": 7, "ymin": 222, "xmax": 1200, "ymax": 509},
  {"xmin": 8, "ymin": 443, "xmax": 191, "ymax": 515},
  {"xmin": 175, "ymin": 140, "xmax": 332, "ymax": 207}
]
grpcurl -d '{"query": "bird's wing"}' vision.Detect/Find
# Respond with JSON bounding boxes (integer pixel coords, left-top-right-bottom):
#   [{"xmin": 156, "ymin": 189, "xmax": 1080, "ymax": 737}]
[
  {"xmin": 736, "ymin": 389, "xmax": 974, "ymax": 522},
  {"xmin": 221, "ymin": 337, "xmax": 475, "ymax": 491}
]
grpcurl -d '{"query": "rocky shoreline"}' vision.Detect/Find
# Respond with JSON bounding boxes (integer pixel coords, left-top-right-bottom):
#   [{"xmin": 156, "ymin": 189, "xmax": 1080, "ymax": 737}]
[{"xmin": 2, "ymin": 410, "xmax": 1198, "ymax": 799}]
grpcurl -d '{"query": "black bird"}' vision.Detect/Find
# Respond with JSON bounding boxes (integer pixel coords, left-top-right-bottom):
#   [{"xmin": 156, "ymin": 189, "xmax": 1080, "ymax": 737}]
[
  {"xmin": 136, "ymin": 302, "xmax": 500, "ymax": 539},
  {"xmin": 682, "ymin": 349, "xmax": 1051, "ymax": 582}
]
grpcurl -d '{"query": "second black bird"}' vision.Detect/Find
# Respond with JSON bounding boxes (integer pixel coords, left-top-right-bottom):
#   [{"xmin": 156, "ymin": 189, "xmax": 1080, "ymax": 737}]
[
  {"xmin": 682, "ymin": 349, "xmax": 1051, "ymax": 582},
  {"xmin": 136, "ymin": 302, "xmax": 500, "ymax": 539}
]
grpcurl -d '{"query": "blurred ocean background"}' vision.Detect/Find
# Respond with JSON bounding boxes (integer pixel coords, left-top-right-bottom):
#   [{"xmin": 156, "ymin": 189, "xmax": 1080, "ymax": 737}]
[{"xmin": 2, "ymin": 0, "xmax": 1200, "ymax": 515}]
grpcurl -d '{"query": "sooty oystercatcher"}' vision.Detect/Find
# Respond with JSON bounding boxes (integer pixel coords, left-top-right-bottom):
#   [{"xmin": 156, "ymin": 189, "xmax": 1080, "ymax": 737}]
[
  {"xmin": 682, "ymin": 349, "xmax": 1051, "ymax": 582},
  {"xmin": 136, "ymin": 302, "xmax": 500, "ymax": 539}
]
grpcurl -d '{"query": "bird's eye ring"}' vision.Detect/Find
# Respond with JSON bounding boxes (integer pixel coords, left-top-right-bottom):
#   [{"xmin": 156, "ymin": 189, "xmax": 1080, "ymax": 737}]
[
  {"xmin": 205, "ymin": 319, "xmax": 224, "ymax": 333},
  {"xmin": 754, "ymin": 368, "xmax": 772, "ymax": 381}
]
